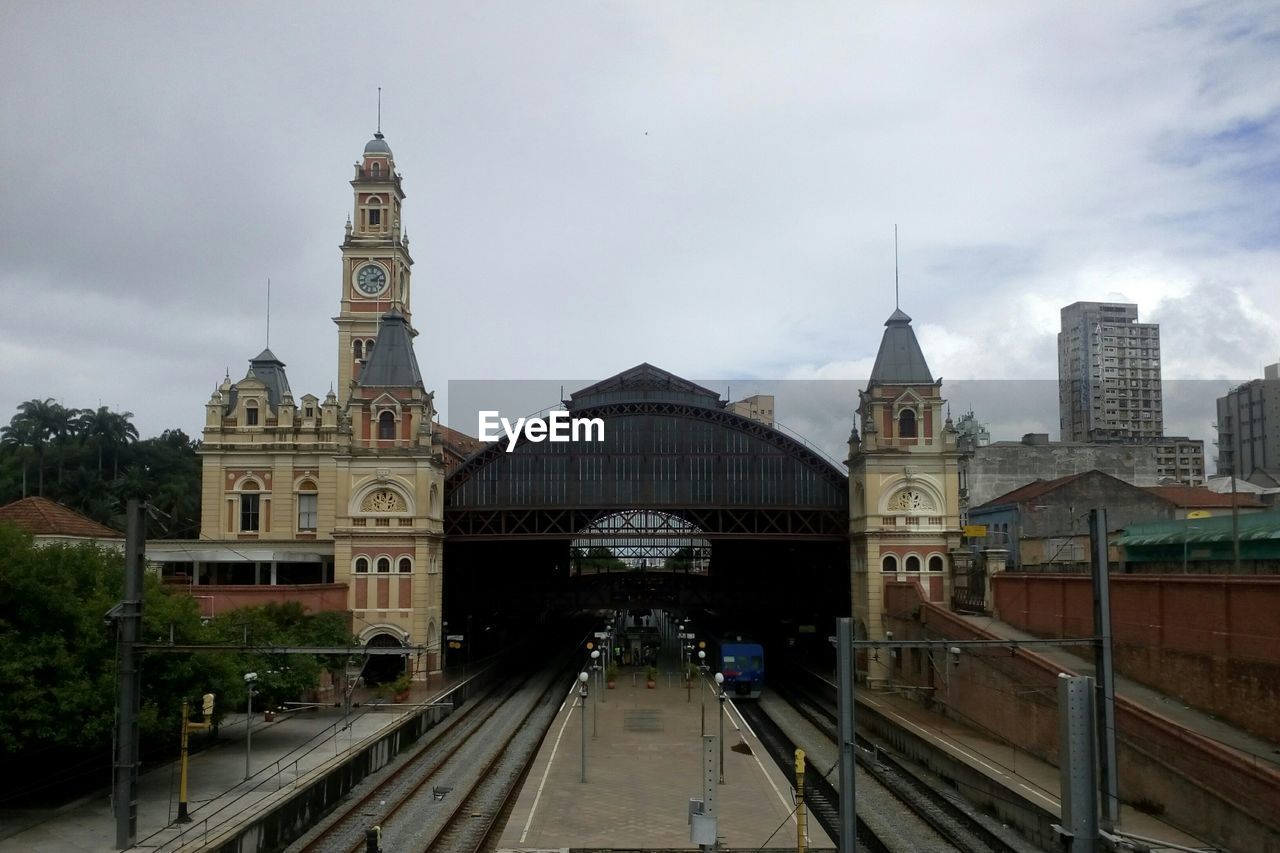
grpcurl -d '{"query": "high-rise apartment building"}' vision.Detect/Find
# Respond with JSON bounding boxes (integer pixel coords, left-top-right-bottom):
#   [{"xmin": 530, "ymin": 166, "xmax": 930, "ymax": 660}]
[
  {"xmin": 1216, "ymin": 362, "xmax": 1280, "ymax": 480},
  {"xmin": 1058, "ymin": 301, "xmax": 1164, "ymax": 443}
]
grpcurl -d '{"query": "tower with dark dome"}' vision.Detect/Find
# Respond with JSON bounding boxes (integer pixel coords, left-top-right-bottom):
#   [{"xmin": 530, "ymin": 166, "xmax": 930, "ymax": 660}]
[
  {"xmin": 180, "ymin": 133, "xmax": 447, "ymax": 682},
  {"xmin": 335, "ymin": 132, "xmax": 414, "ymax": 402}
]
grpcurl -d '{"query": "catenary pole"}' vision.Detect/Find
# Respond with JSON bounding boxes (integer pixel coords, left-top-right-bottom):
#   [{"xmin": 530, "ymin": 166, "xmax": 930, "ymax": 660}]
[
  {"xmin": 113, "ymin": 500, "xmax": 145, "ymax": 849},
  {"xmin": 1089, "ymin": 509, "xmax": 1119, "ymax": 828},
  {"xmin": 837, "ymin": 617, "xmax": 856, "ymax": 853}
]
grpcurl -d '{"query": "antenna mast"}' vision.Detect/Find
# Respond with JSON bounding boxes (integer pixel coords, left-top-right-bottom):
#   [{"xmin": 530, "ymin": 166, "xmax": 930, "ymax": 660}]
[
  {"xmin": 266, "ymin": 277, "xmax": 271, "ymax": 347},
  {"xmin": 377, "ymin": 86, "xmax": 382, "ymax": 134},
  {"xmin": 894, "ymin": 224, "xmax": 900, "ymax": 309}
]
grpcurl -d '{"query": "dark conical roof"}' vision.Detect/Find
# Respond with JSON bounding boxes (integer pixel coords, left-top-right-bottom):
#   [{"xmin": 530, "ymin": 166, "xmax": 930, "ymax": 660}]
[
  {"xmin": 359, "ymin": 308, "xmax": 423, "ymax": 388},
  {"xmin": 868, "ymin": 309, "xmax": 933, "ymax": 385},
  {"xmin": 247, "ymin": 348, "xmax": 292, "ymax": 408}
]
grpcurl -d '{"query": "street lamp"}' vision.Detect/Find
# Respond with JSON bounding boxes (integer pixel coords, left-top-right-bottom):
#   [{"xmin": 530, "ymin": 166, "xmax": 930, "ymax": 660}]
[
  {"xmin": 243, "ymin": 672, "xmax": 258, "ymax": 781},
  {"xmin": 714, "ymin": 672, "xmax": 726, "ymax": 784},
  {"xmin": 590, "ymin": 649, "xmax": 602, "ymax": 729},
  {"xmin": 1182, "ymin": 525, "xmax": 1201, "ymax": 573},
  {"xmin": 698, "ymin": 649, "xmax": 708, "ymax": 736},
  {"xmin": 577, "ymin": 672, "xmax": 590, "ymax": 783}
]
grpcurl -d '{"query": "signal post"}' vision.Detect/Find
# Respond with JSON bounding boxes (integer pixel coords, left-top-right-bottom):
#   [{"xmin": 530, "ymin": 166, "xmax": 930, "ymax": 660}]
[{"xmin": 176, "ymin": 693, "xmax": 215, "ymax": 823}]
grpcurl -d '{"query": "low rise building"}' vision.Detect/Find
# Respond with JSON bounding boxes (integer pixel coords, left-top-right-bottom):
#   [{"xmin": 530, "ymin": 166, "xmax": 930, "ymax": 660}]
[
  {"xmin": 0, "ymin": 497, "xmax": 125, "ymax": 551},
  {"xmin": 961, "ymin": 433, "xmax": 1160, "ymax": 510}
]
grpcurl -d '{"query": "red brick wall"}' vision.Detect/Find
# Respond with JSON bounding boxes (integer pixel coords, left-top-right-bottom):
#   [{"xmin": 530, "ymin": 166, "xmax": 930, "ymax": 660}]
[
  {"xmin": 993, "ymin": 574, "xmax": 1280, "ymax": 742},
  {"xmin": 192, "ymin": 584, "xmax": 349, "ymax": 618},
  {"xmin": 881, "ymin": 583, "xmax": 1280, "ymax": 849}
]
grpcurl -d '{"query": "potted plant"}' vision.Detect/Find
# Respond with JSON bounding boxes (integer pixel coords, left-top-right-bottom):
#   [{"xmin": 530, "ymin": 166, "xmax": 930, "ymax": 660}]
[
  {"xmin": 606, "ymin": 664, "xmax": 619, "ymax": 689},
  {"xmin": 390, "ymin": 672, "xmax": 412, "ymax": 703},
  {"xmin": 646, "ymin": 666, "xmax": 658, "ymax": 688}
]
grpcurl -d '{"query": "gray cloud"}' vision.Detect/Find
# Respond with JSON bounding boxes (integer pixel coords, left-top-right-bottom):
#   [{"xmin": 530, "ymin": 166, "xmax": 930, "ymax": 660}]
[{"xmin": 1, "ymin": 1, "xmax": 1277, "ymax": 448}]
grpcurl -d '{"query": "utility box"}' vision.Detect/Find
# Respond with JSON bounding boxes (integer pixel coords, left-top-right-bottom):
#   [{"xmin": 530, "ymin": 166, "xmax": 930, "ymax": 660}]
[{"xmin": 688, "ymin": 797, "xmax": 717, "ymax": 845}]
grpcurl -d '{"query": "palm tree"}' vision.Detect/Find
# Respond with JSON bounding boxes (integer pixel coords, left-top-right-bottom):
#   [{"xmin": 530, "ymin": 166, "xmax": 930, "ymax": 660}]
[
  {"xmin": 0, "ymin": 416, "xmax": 37, "ymax": 497},
  {"xmin": 76, "ymin": 406, "xmax": 139, "ymax": 478},
  {"xmin": 7, "ymin": 399, "xmax": 68, "ymax": 496}
]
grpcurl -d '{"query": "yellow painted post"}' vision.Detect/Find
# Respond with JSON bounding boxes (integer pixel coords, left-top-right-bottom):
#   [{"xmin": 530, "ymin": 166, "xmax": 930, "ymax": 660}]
[
  {"xmin": 795, "ymin": 748, "xmax": 806, "ymax": 853},
  {"xmin": 177, "ymin": 701, "xmax": 192, "ymax": 823}
]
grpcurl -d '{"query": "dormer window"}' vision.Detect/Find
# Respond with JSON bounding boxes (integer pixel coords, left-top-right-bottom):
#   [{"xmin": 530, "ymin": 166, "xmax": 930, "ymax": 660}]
[
  {"xmin": 245, "ymin": 403, "xmax": 259, "ymax": 426},
  {"xmin": 898, "ymin": 409, "xmax": 916, "ymax": 438},
  {"xmin": 378, "ymin": 411, "xmax": 396, "ymax": 440},
  {"xmin": 354, "ymin": 340, "xmax": 363, "ymax": 360}
]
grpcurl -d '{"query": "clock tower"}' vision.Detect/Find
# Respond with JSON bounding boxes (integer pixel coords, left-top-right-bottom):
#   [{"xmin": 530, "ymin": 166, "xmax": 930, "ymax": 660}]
[
  {"xmin": 848, "ymin": 308, "xmax": 962, "ymax": 682},
  {"xmin": 335, "ymin": 132, "xmax": 414, "ymax": 403}
]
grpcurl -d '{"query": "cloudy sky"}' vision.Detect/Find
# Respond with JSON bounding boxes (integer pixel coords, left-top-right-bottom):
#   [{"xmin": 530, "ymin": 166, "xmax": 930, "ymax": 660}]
[{"xmin": 2, "ymin": 2, "xmax": 1277, "ymax": 455}]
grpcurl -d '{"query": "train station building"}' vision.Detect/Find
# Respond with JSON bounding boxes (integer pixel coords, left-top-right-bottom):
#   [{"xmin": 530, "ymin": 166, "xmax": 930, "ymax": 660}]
[{"xmin": 147, "ymin": 132, "xmax": 967, "ymax": 682}]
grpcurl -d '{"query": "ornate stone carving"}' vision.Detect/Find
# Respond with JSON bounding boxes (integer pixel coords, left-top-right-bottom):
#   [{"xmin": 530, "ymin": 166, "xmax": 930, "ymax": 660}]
[
  {"xmin": 886, "ymin": 488, "xmax": 936, "ymax": 514},
  {"xmin": 360, "ymin": 488, "xmax": 406, "ymax": 513}
]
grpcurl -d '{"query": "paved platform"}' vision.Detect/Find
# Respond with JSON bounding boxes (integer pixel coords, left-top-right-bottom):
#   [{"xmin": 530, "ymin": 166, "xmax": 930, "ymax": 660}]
[
  {"xmin": 499, "ymin": 668, "xmax": 833, "ymax": 851},
  {"xmin": 0, "ymin": 678, "xmax": 458, "ymax": 853}
]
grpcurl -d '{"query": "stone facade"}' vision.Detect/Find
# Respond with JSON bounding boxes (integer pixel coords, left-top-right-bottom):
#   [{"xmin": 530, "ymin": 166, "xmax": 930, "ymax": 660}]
[
  {"xmin": 848, "ymin": 309, "xmax": 962, "ymax": 682},
  {"xmin": 156, "ymin": 134, "xmax": 447, "ymax": 675}
]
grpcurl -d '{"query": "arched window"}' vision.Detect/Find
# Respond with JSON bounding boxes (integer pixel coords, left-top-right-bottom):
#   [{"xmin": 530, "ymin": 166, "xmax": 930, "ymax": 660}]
[
  {"xmin": 928, "ymin": 554, "xmax": 945, "ymax": 572},
  {"xmin": 239, "ymin": 479, "xmax": 261, "ymax": 532},
  {"xmin": 365, "ymin": 339, "xmax": 375, "ymax": 358},
  {"xmin": 245, "ymin": 402, "xmax": 259, "ymax": 427},
  {"xmin": 882, "ymin": 554, "xmax": 898, "ymax": 573},
  {"xmin": 353, "ymin": 340, "xmax": 363, "ymax": 360},
  {"xmin": 355, "ymin": 557, "xmax": 369, "ymax": 574},
  {"xmin": 377, "ymin": 557, "xmax": 391, "ymax": 573},
  {"xmin": 906, "ymin": 555, "xmax": 921, "ymax": 572},
  {"xmin": 371, "ymin": 162, "xmax": 381, "ymax": 176},
  {"xmin": 898, "ymin": 409, "xmax": 917, "ymax": 438},
  {"xmin": 398, "ymin": 557, "xmax": 412, "ymax": 573},
  {"xmin": 297, "ymin": 479, "xmax": 318, "ymax": 532},
  {"xmin": 378, "ymin": 411, "xmax": 396, "ymax": 440}
]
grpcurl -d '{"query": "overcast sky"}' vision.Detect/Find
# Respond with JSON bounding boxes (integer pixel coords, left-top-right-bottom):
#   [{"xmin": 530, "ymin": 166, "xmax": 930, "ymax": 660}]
[{"xmin": 2, "ymin": 2, "xmax": 1277, "ymax": 455}]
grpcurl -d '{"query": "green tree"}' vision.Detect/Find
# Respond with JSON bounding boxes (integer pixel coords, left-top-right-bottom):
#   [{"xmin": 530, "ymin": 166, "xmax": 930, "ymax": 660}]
[
  {"xmin": 205, "ymin": 603, "xmax": 353, "ymax": 709},
  {"xmin": 5, "ymin": 399, "xmax": 70, "ymax": 496},
  {"xmin": 75, "ymin": 406, "xmax": 139, "ymax": 479}
]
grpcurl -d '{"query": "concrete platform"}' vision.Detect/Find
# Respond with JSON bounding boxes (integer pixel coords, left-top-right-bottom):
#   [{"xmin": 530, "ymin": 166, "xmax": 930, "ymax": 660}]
[
  {"xmin": 499, "ymin": 668, "xmax": 834, "ymax": 851},
  {"xmin": 0, "ymin": 679, "xmax": 458, "ymax": 853}
]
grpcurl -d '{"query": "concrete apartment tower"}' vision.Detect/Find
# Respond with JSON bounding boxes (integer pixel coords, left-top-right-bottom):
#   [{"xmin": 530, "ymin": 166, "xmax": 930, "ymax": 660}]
[
  {"xmin": 1216, "ymin": 361, "xmax": 1280, "ymax": 481},
  {"xmin": 1058, "ymin": 302, "xmax": 1164, "ymax": 443}
]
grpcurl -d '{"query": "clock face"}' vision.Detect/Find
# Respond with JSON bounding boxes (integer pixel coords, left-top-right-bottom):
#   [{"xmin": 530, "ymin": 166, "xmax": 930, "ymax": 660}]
[{"xmin": 355, "ymin": 263, "xmax": 387, "ymax": 295}]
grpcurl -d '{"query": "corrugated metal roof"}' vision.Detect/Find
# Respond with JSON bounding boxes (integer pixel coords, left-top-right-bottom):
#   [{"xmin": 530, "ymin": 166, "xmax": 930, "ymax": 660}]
[
  {"xmin": 1143, "ymin": 485, "xmax": 1264, "ymax": 508},
  {"xmin": 868, "ymin": 309, "xmax": 934, "ymax": 385},
  {"xmin": 1116, "ymin": 511, "xmax": 1280, "ymax": 547}
]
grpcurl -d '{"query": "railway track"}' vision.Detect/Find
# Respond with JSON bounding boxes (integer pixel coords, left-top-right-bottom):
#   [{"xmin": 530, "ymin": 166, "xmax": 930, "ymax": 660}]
[
  {"xmin": 779, "ymin": 668, "xmax": 1030, "ymax": 853},
  {"xmin": 291, "ymin": 661, "xmax": 568, "ymax": 853},
  {"xmin": 736, "ymin": 701, "xmax": 891, "ymax": 853}
]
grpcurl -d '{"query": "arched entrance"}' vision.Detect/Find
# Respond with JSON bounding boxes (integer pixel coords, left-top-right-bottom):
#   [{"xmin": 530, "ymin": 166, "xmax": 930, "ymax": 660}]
[
  {"xmin": 363, "ymin": 631, "xmax": 406, "ymax": 684},
  {"xmin": 443, "ymin": 364, "xmax": 850, "ymax": 631}
]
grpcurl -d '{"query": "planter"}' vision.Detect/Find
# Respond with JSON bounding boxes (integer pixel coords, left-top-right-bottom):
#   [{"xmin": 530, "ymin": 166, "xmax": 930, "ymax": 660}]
[
  {"xmin": 646, "ymin": 680, "xmax": 657, "ymax": 689},
  {"xmin": 607, "ymin": 681, "xmax": 617, "ymax": 689},
  {"xmin": 263, "ymin": 710, "xmax": 276, "ymax": 722},
  {"xmin": 393, "ymin": 691, "xmax": 410, "ymax": 703}
]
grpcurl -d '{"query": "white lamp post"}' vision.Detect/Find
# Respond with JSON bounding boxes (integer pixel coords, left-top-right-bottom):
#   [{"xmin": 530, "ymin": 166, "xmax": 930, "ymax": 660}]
[
  {"xmin": 715, "ymin": 672, "xmax": 726, "ymax": 783},
  {"xmin": 590, "ymin": 649, "xmax": 602, "ymax": 729},
  {"xmin": 578, "ymin": 671, "xmax": 589, "ymax": 783},
  {"xmin": 698, "ymin": 649, "xmax": 708, "ymax": 736},
  {"xmin": 243, "ymin": 672, "xmax": 258, "ymax": 781}
]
